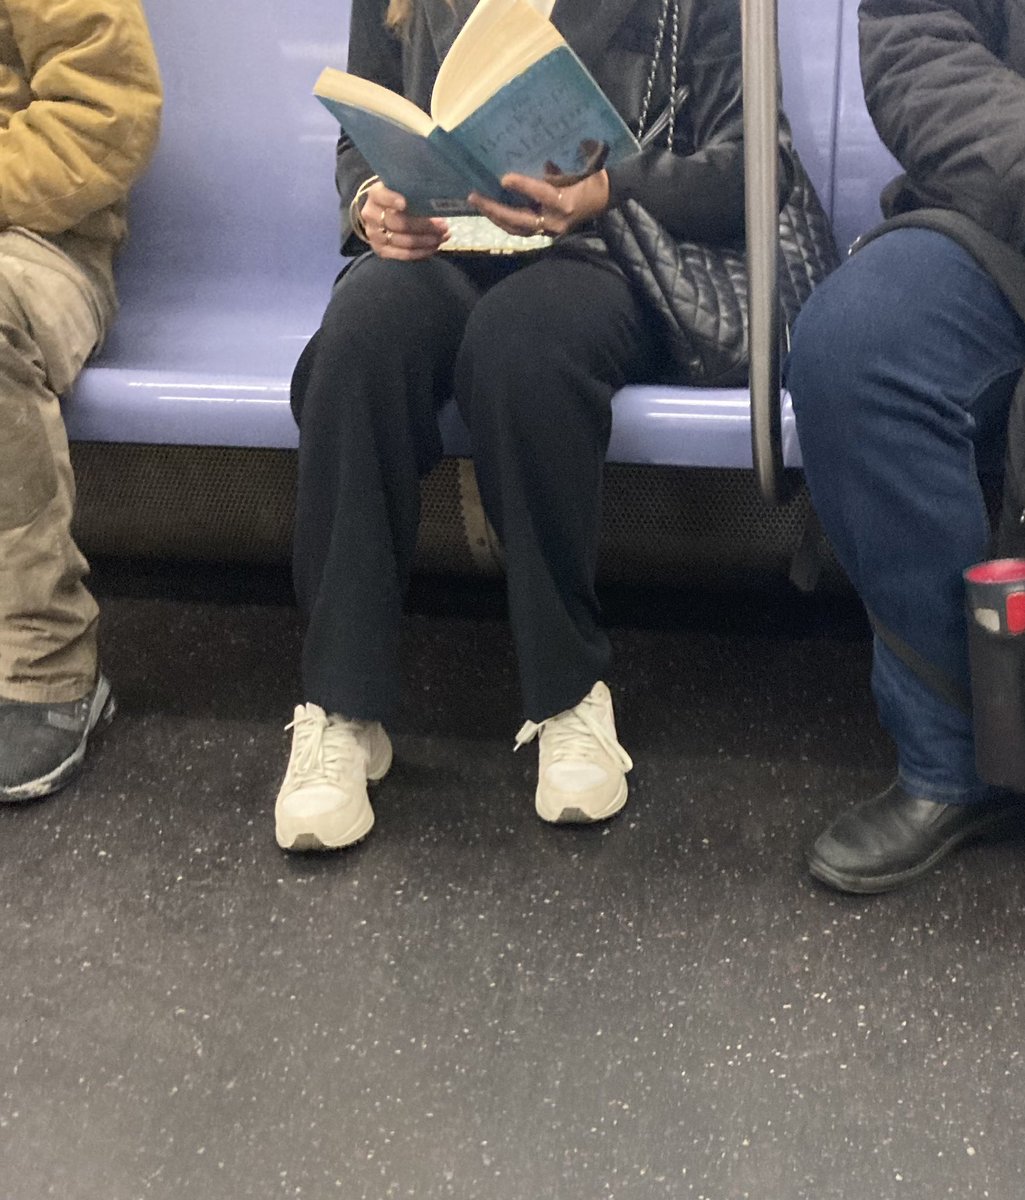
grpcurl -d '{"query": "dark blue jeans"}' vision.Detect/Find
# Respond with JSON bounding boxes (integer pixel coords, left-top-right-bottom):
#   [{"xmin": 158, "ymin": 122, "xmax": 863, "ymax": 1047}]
[{"xmin": 786, "ymin": 229, "xmax": 1025, "ymax": 803}]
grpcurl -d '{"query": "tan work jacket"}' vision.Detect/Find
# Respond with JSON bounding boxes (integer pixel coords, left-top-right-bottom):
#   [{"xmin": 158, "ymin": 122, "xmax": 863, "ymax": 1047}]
[{"xmin": 0, "ymin": 0, "xmax": 162, "ymax": 294}]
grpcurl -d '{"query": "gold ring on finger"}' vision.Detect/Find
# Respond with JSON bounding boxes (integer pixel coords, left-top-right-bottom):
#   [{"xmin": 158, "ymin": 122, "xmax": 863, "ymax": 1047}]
[
  {"xmin": 535, "ymin": 212, "xmax": 545, "ymax": 234},
  {"xmin": 385, "ymin": 228, "xmax": 393, "ymax": 246}
]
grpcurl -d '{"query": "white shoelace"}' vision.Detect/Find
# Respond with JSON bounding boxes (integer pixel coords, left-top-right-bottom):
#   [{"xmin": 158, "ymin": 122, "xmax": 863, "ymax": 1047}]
[
  {"xmin": 285, "ymin": 707, "xmax": 362, "ymax": 786},
  {"xmin": 514, "ymin": 696, "xmax": 633, "ymax": 772}
]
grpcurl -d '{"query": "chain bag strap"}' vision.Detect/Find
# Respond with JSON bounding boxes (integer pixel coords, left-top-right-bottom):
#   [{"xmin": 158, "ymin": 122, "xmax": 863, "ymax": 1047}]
[
  {"xmin": 635, "ymin": 0, "xmax": 679, "ymax": 143},
  {"xmin": 598, "ymin": 0, "xmax": 839, "ymax": 386}
]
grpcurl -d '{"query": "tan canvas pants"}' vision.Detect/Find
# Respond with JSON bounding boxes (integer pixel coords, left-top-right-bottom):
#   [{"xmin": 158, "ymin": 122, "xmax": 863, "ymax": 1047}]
[{"xmin": 0, "ymin": 230, "xmax": 113, "ymax": 703}]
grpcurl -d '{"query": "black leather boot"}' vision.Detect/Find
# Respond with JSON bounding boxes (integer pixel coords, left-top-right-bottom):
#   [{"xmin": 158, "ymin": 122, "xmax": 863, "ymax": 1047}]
[{"xmin": 807, "ymin": 781, "xmax": 1020, "ymax": 894}]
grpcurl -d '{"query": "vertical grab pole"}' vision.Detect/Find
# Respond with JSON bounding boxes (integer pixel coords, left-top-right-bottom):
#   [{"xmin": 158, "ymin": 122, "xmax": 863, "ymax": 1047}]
[{"xmin": 742, "ymin": 0, "xmax": 785, "ymax": 506}]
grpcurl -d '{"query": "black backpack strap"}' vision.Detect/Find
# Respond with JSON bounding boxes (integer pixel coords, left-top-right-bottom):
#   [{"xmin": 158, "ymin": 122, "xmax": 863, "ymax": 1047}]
[
  {"xmin": 866, "ymin": 609, "xmax": 972, "ymax": 716},
  {"xmin": 789, "ymin": 507, "xmax": 827, "ymax": 593},
  {"xmin": 995, "ymin": 374, "xmax": 1025, "ymax": 558}
]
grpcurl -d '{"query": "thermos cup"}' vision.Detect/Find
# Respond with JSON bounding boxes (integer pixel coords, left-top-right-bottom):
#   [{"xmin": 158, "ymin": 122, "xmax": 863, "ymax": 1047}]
[{"xmin": 964, "ymin": 558, "xmax": 1025, "ymax": 791}]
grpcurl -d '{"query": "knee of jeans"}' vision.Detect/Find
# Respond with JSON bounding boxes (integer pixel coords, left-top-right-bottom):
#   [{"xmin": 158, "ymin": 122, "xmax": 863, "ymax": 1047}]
[
  {"xmin": 786, "ymin": 275, "xmax": 884, "ymax": 429},
  {"xmin": 788, "ymin": 230, "xmax": 983, "ymax": 413}
]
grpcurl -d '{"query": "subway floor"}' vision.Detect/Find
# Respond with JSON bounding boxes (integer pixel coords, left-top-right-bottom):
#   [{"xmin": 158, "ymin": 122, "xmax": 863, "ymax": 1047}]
[{"xmin": 2, "ymin": 562, "xmax": 1023, "ymax": 1200}]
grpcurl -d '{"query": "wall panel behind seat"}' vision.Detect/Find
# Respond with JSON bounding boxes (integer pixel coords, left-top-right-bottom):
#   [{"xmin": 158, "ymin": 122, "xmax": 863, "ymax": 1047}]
[
  {"xmin": 779, "ymin": 0, "xmax": 843, "ymax": 216},
  {"xmin": 127, "ymin": 0, "xmax": 842, "ymax": 295},
  {"xmin": 121, "ymin": 0, "xmax": 349, "ymax": 293}
]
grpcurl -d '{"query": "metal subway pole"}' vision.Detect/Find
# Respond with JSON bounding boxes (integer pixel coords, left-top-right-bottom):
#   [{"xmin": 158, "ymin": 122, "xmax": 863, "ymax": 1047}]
[{"xmin": 742, "ymin": 0, "xmax": 786, "ymax": 506}]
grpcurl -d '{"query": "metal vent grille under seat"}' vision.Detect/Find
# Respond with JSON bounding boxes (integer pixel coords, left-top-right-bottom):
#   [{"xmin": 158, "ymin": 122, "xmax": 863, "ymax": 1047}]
[{"xmin": 69, "ymin": 444, "xmax": 834, "ymax": 588}]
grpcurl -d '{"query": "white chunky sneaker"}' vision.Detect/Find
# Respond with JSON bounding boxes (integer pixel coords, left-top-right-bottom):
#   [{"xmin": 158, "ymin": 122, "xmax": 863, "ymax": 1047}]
[
  {"xmin": 515, "ymin": 681, "xmax": 633, "ymax": 824},
  {"xmin": 275, "ymin": 703, "xmax": 392, "ymax": 851}
]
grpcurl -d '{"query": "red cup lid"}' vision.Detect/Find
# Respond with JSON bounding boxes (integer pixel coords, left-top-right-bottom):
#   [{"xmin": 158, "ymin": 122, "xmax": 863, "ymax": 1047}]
[{"xmin": 965, "ymin": 558, "xmax": 1025, "ymax": 584}]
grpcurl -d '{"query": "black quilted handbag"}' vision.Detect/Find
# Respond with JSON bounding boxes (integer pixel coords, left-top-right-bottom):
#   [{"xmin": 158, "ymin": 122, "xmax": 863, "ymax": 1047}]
[{"xmin": 599, "ymin": 0, "xmax": 839, "ymax": 387}]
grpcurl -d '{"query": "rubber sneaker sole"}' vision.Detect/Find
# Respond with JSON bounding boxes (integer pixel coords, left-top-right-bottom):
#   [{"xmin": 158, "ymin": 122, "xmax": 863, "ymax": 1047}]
[
  {"xmin": 276, "ymin": 798, "xmax": 375, "ymax": 852},
  {"xmin": 0, "ymin": 678, "xmax": 116, "ymax": 803},
  {"xmin": 275, "ymin": 740, "xmax": 393, "ymax": 852},
  {"xmin": 536, "ymin": 776, "xmax": 628, "ymax": 825}
]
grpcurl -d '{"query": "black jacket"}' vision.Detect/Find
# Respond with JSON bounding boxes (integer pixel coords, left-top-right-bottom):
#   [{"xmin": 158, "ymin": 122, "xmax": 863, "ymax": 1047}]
[
  {"xmin": 336, "ymin": 0, "xmax": 779, "ymax": 256},
  {"xmin": 860, "ymin": 0, "xmax": 1025, "ymax": 251},
  {"xmin": 859, "ymin": 0, "xmax": 1025, "ymax": 550}
]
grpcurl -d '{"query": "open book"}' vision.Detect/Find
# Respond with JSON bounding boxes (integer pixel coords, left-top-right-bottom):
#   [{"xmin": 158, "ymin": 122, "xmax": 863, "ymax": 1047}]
[{"xmin": 314, "ymin": 0, "xmax": 639, "ymax": 217}]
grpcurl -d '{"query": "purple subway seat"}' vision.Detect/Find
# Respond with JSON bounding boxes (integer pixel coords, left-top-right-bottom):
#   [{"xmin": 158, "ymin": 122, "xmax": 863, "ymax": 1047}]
[
  {"xmin": 62, "ymin": 0, "xmax": 888, "ymax": 470},
  {"xmin": 437, "ymin": 387, "xmax": 805, "ymax": 469}
]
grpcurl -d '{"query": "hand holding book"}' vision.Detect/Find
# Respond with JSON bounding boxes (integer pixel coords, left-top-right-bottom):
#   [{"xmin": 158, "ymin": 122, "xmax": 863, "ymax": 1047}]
[
  {"xmin": 356, "ymin": 179, "xmax": 451, "ymax": 261},
  {"xmin": 315, "ymin": 0, "xmax": 638, "ymax": 219},
  {"xmin": 469, "ymin": 169, "xmax": 611, "ymax": 239},
  {"xmin": 356, "ymin": 168, "xmax": 611, "ymax": 261}
]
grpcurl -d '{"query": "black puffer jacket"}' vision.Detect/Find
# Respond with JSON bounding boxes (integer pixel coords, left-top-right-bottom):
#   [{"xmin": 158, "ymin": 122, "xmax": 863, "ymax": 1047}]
[
  {"xmin": 336, "ymin": 0, "xmax": 790, "ymax": 256},
  {"xmin": 860, "ymin": 0, "xmax": 1025, "ymax": 553},
  {"xmin": 860, "ymin": 0, "xmax": 1025, "ymax": 250}
]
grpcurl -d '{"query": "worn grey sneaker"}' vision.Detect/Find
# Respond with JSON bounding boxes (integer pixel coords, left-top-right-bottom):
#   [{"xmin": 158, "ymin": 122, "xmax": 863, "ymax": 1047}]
[
  {"xmin": 515, "ymin": 681, "xmax": 633, "ymax": 824},
  {"xmin": 275, "ymin": 703, "xmax": 393, "ymax": 851},
  {"xmin": 0, "ymin": 674, "xmax": 116, "ymax": 802}
]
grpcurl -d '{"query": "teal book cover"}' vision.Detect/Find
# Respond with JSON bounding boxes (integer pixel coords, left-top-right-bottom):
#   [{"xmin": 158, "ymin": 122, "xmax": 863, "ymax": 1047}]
[
  {"xmin": 317, "ymin": 96, "xmax": 496, "ymax": 215},
  {"xmin": 450, "ymin": 45, "xmax": 639, "ymax": 187},
  {"xmin": 317, "ymin": 37, "xmax": 640, "ymax": 215}
]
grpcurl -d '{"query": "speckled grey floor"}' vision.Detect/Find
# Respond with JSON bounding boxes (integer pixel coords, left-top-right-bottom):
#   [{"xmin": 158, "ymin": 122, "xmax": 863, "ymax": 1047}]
[{"xmin": 2, "ymin": 563, "xmax": 1024, "ymax": 1200}]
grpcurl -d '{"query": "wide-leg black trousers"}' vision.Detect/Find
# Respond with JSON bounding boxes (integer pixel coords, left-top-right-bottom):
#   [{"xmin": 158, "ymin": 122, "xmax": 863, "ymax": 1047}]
[{"xmin": 291, "ymin": 246, "xmax": 656, "ymax": 724}]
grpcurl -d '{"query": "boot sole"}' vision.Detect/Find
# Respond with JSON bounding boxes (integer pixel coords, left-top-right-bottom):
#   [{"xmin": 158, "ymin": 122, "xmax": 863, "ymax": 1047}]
[
  {"xmin": 275, "ymin": 742, "xmax": 392, "ymax": 852},
  {"xmin": 807, "ymin": 808, "xmax": 1019, "ymax": 895},
  {"xmin": 0, "ymin": 679, "xmax": 116, "ymax": 803}
]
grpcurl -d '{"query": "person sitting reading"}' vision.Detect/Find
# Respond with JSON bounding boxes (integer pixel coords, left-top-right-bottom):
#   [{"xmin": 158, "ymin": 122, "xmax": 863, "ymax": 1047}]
[{"xmin": 276, "ymin": 0, "xmax": 771, "ymax": 851}]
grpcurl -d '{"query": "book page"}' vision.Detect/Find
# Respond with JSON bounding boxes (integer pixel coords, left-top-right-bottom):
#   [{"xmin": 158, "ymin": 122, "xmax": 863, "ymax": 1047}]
[
  {"xmin": 314, "ymin": 68, "xmax": 436, "ymax": 137},
  {"xmin": 316, "ymin": 92, "xmax": 490, "ymax": 213},
  {"xmin": 431, "ymin": 0, "xmax": 564, "ymax": 130}
]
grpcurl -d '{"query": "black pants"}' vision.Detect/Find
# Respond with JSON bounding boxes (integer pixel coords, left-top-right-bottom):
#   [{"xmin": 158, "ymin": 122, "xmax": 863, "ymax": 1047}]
[{"xmin": 291, "ymin": 246, "xmax": 657, "ymax": 724}]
